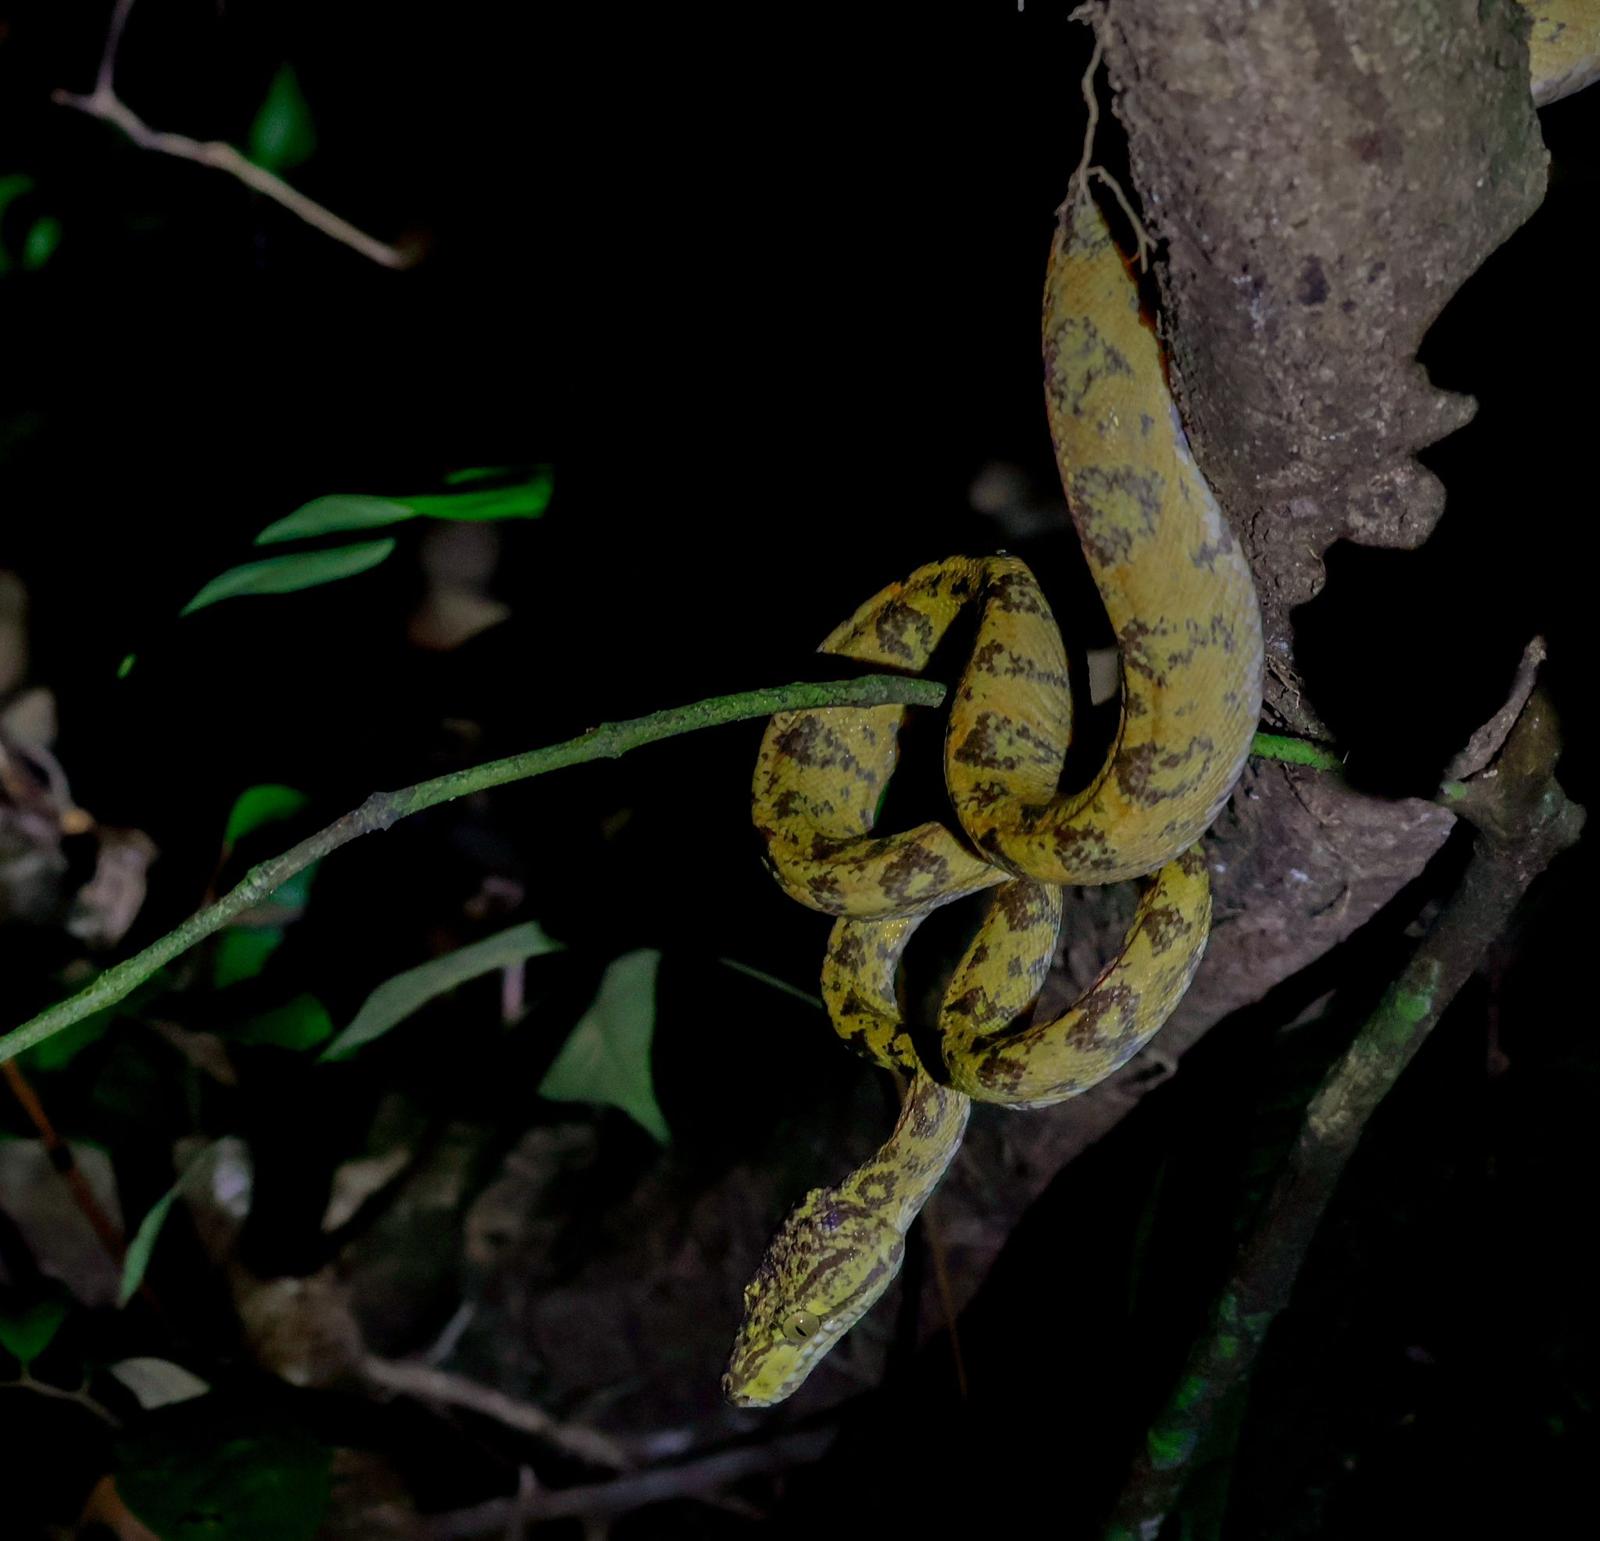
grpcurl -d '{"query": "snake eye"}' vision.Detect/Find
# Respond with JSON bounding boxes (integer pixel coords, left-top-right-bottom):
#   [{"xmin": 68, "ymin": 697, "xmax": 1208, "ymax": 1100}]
[{"xmin": 780, "ymin": 1309, "xmax": 821, "ymax": 1343}]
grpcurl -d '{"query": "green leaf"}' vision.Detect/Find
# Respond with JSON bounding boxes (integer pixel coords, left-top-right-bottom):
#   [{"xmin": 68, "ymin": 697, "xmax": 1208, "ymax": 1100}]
[
  {"xmin": 402, "ymin": 470, "xmax": 553, "ymax": 522},
  {"xmin": 0, "ymin": 173, "xmax": 34, "ymax": 277},
  {"xmin": 120, "ymin": 1188, "xmax": 179, "ymax": 1308},
  {"xmin": 22, "ymin": 968, "xmax": 177, "ymax": 1072},
  {"xmin": 248, "ymin": 64, "xmax": 317, "ymax": 174},
  {"xmin": 180, "ymin": 539, "xmax": 395, "ymax": 615},
  {"xmin": 213, "ymin": 927, "xmax": 284, "ymax": 989},
  {"xmin": 117, "ymin": 1410, "xmax": 330, "ymax": 1541},
  {"xmin": 268, "ymin": 863, "xmax": 319, "ymax": 914},
  {"xmin": 443, "ymin": 465, "xmax": 518, "ymax": 486},
  {"xmin": 22, "ymin": 214, "xmax": 62, "ymax": 270},
  {"xmin": 254, "ymin": 494, "xmax": 417, "ymax": 545},
  {"xmin": 0, "ymin": 173, "xmax": 33, "ymax": 218},
  {"xmin": 0, "ymin": 1298, "xmax": 67, "ymax": 1365},
  {"xmin": 211, "ymin": 856, "xmax": 322, "ymax": 988},
  {"xmin": 20, "ymin": 1009, "xmax": 115, "ymax": 1071},
  {"xmin": 119, "ymin": 1143, "xmax": 218, "ymax": 1307},
  {"xmin": 232, "ymin": 994, "xmax": 333, "ymax": 1050},
  {"xmin": 223, "ymin": 784, "xmax": 309, "ymax": 849},
  {"xmin": 253, "ymin": 471, "xmax": 552, "ymax": 545},
  {"xmin": 539, "ymin": 949, "xmax": 668, "ymax": 1143},
  {"xmin": 320, "ymin": 920, "xmax": 564, "ymax": 1062}
]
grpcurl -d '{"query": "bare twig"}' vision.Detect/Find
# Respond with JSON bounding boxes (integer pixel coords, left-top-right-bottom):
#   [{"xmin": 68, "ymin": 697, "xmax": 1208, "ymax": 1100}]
[
  {"xmin": 424, "ymin": 1431, "xmax": 836, "ymax": 1538},
  {"xmin": 1063, "ymin": 4, "xmax": 1151, "ymax": 271},
  {"xmin": 1102, "ymin": 690, "xmax": 1584, "ymax": 1538},
  {"xmin": 1, "ymin": 1369, "xmax": 122, "ymax": 1428},
  {"xmin": 504, "ymin": 1466, "xmax": 535, "ymax": 1541},
  {"xmin": 360, "ymin": 1356, "xmax": 633, "ymax": 1471},
  {"xmin": 53, "ymin": 0, "xmax": 414, "ymax": 269},
  {"xmin": 1067, "ymin": 6, "xmax": 1106, "ymax": 205},
  {"xmin": 97, "ymin": 0, "xmax": 137, "ymax": 95}
]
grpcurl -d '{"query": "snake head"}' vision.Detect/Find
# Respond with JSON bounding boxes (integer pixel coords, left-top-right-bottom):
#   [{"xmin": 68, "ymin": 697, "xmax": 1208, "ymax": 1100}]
[{"xmin": 721, "ymin": 1181, "xmax": 905, "ymax": 1408}]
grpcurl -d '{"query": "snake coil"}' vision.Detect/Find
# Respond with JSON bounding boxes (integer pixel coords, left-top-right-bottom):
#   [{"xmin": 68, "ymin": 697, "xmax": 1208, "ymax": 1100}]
[{"xmin": 723, "ymin": 192, "xmax": 1263, "ymax": 1407}]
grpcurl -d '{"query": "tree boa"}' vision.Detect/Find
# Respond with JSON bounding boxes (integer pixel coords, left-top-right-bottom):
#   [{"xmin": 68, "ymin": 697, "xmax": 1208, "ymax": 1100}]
[{"xmin": 723, "ymin": 6, "xmax": 1600, "ymax": 1408}]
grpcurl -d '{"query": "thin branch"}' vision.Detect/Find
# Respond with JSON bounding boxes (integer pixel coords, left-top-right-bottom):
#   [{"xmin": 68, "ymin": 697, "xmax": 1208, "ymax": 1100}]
[
  {"xmin": 0, "ymin": 672, "xmax": 1341, "ymax": 1069},
  {"xmin": 424, "ymin": 1431, "xmax": 836, "ymax": 1537},
  {"xmin": 1101, "ymin": 691, "xmax": 1584, "ymax": 1538},
  {"xmin": 1, "ymin": 1370, "xmax": 122, "ymax": 1428},
  {"xmin": 0, "ymin": 675, "xmax": 943, "ymax": 1066},
  {"xmin": 361, "ymin": 1356, "xmax": 632, "ymax": 1472},
  {"xmin": 2, "ymin": 1060, "xmax": 129, "ymax": 1268},
  {"xmin": 97, "ymin": 0, "xmax": 137, "ymax": 95},
  {"xmin": 54, "ymin": 0, "xmax": 413, "ymax": 270},
  {"xmin": 53, "ymin": 86, "xmax": 414, "ymax": 270}
]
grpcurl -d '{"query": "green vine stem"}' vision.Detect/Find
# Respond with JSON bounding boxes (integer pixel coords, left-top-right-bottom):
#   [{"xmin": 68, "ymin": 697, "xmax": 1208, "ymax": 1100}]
[
  {"xmin": 1249, "ymin": 731, "xmax": 1343, "ymax": 771},
  {"xmin": 1, "ymin": 676, "xmax": 944, "ymax": 1064},
  {"xmin": 0, "ymin": 674, "xmax": 1339, "ymax": 1066},
  {"xmin": 1102, "ymin": 692, "xmax": 1584, "ymax": 1538}
]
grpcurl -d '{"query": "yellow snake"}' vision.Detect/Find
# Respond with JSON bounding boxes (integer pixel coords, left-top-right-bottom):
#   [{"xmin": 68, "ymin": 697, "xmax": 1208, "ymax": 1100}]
[{"xmin": 723, "ymin": 10, "xmax": 1600, "ymax": 1408}]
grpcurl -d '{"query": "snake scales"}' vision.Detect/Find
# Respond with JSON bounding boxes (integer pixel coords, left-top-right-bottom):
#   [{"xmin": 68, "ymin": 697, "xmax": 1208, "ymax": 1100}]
[{"xmin": 722, "ymin": 8, "xmax": 1600, "ymax": 1409}]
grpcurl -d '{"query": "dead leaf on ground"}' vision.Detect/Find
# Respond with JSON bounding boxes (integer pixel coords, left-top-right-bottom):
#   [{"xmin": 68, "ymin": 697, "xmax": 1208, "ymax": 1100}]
[
  {"xmin": 0, "ymin": 1139, "xmax": 124, "ymax": 1307},
  {"xmin": 68, "ymin": 826, "xmax": 158, "ymax": 949}
]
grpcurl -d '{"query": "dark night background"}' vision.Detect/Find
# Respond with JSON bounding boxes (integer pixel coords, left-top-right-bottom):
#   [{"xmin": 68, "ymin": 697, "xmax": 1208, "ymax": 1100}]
[{"xmin": 1, "ymin": 1, "xmax": 1595, "ymax": 1535}]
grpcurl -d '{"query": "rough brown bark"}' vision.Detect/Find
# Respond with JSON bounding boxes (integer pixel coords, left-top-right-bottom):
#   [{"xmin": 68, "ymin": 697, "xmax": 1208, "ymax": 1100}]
[
  {"xmin": 1104, "ymin": 0, "xmax": 1544, "ymax": 730},
  {"xmin": 926, "ymin": 0, "xmax": 1551, "ymax": 1315}
]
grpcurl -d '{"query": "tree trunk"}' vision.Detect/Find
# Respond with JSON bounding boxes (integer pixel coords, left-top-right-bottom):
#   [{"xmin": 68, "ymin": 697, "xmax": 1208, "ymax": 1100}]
[{"xmin": 934, "ymin": 0, "xmax": 1548, "ymax": 1310}]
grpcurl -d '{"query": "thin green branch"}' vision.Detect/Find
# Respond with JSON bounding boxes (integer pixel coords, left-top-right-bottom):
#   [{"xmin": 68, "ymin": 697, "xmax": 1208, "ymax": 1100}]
[
  {"xmin": 0, "ymin": 675, "xmax": 941, "ymax": 1066},
  {"xmin": 0, "ymin": 672, "xmax": 1345, "ymax": 1069},
  {"xmin": 1102, "ymin": 692, "xmax": 1584, "ymax": 1538}
]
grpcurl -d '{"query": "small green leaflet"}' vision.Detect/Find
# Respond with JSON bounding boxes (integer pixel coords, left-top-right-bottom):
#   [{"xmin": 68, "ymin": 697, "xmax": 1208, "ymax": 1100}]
[
  {"xmin": 248, "ymin": 64, "xmax": 317, "ymax": 174},
  {"xmin": 253, "ymin": 494, "xmax": 414, "ymax": 544},
  {"xmin": 180, "ymin": 539, "xmax": 395, "ymax": 615},
  {"xmin": 0, "ymin": 173, "xmax": 61, "ymax": 274},
  {"xmin": 21, "ymin": 1010, "xmax": 114, "ymax": 1071},
  {"xmin": 222, "ymin": 783, "xmax": 310, "ymax": 851},
  {"xmin": 320, "ymin": 920, "xmax": 564, "ymax": 1061},
  {"xmin": 213, "ymin": 927, "xmax": 284, "ymax": 989},
  {"xmin": 23, "ymin": 215, "xmax": 61, "ymax": 270},
  {"xmin": 0, "ymin": 1298, "xmax": 67, "ymax": 1365},
  {"xmin": 120, "ymin": 1141, "xmax": 220, "ymax": 1307},
  {"xmin": 401, "ymin": 478, "xmax": 553, "ymax": 521},
  {"xmin": 0, "ymin": 173, "xmax": 33, "ymax": 222},
  {"xmin": 539, "ymin": 949, "xmax": 669, "ymax": 1144},
  {"xmin": 254, "ymin": 468, "xmax": 553, "ymax": 544},
  {"xmin": 21, "ymin": 969, "xmax": 178, "ymax": 1072},
  {"xmin": 231, "ymin": 994, "xmax": 333, "ymax": 1050},
  {"xmin": 212, "ymin": 863, "xmax": 320, "ymax": 988},
  {"xmin": 444, "ymin": 465, "xmax": 517, "ymax": 486}
]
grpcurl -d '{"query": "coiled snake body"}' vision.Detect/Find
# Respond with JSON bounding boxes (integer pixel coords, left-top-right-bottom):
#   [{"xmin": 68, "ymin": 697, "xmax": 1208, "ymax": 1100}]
[{"xmin": 723, "ymin": 9, "xmax": 1600, "ymax": 1408}]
